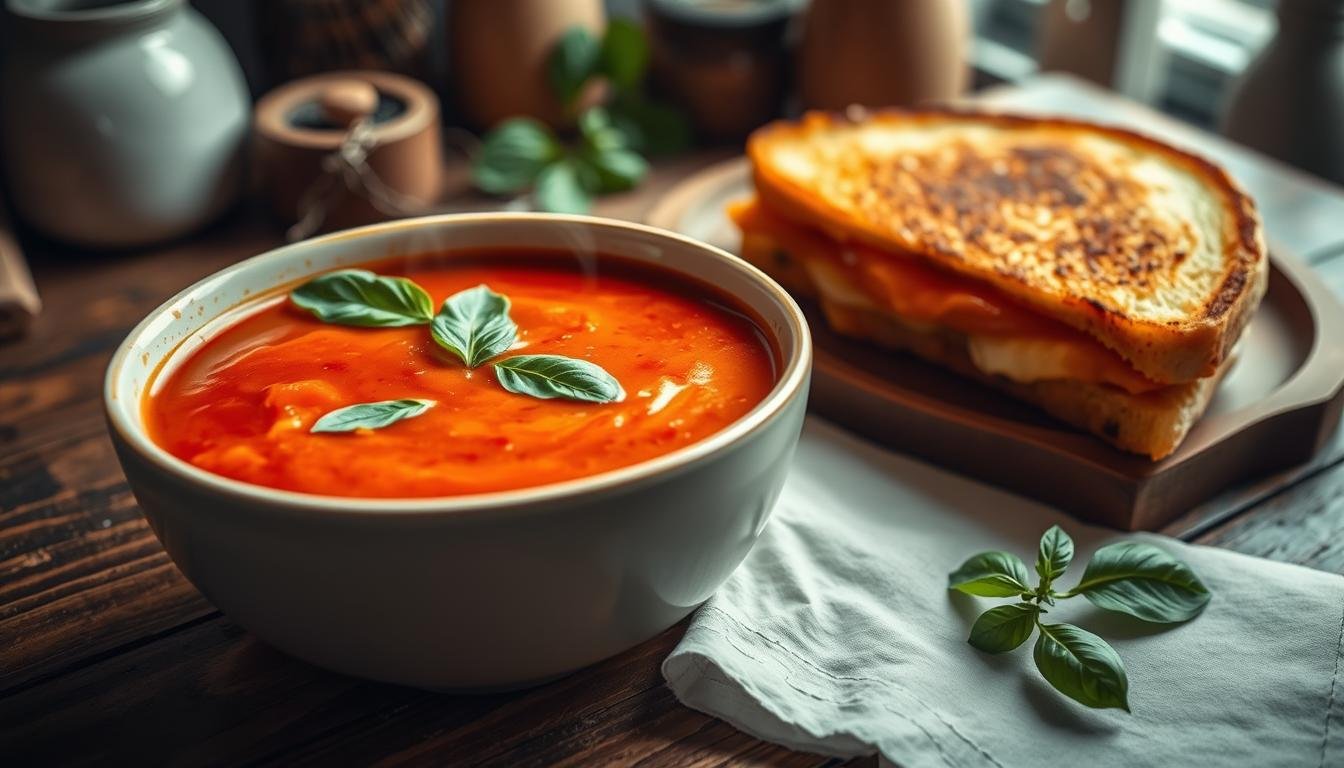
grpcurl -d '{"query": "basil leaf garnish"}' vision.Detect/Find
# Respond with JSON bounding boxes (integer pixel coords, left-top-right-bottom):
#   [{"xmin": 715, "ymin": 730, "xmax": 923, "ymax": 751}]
[
  {"xmin": 968, "ymin": 603, "xmax": 1039, "ymax": 654},
  {"xmin": 291, "ymin": 269, "xmax": 434, "ymax": 327},
  {"xmin": 1033, "ymin": 622, "xmax": 1130, "ymax": 711},
  {"xmin": 310, "ymin": 399, "xmax": 434, "ymax": 433},
  {"xmin": 948, "ymin": 551, "xmax": 1032, "ymax": 597},
  {"xmin": 494, "ymin": 355, "xmax": 622, "ymax": 403},
  {"xmin": 1062, "ymin": 541, "xmax": 1211, "ymax": 623},
  {"xmin": 431, "ymin": 285, "xmax": 518, "ymax": 368},
  {"xmin": 1035, "ymin": 525, "xmax": 1074, "ymax": 586}
]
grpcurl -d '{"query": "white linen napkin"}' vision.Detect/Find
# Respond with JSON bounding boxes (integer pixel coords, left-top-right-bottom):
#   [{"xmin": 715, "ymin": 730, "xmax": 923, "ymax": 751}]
[{"xmin": 664, "ymin": 418, "xmax": 1344, "ymax": 768}]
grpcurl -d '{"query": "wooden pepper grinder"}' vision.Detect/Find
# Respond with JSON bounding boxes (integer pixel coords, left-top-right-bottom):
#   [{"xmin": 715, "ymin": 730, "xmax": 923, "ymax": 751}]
[{"xmin": 799, "ymin": 0, "xmax": 970, "ymax": 111}]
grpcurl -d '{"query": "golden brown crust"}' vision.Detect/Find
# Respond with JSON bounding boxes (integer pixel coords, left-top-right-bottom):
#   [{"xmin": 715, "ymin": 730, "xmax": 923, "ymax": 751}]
[{"xmin": 748, "ymin": 108, "xmax": 1268, "ymax": 385}]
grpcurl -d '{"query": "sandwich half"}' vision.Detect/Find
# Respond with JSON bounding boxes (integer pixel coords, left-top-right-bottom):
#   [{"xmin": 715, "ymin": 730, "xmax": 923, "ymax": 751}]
[{"xmin": 733, "ymin": 109, "xmax": 1268, "ymax": 459}]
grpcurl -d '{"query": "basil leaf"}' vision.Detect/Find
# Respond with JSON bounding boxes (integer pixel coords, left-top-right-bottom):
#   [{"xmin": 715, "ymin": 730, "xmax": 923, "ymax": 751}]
[
  {"xmin": 534, "ymin": 161, "xmax": 592, "ymax": 214},
  {"xmin": 578, "ymin": 106, "xmax": 628, "ymax": 152},
  {"xmin": 431, "ymin": 285, "xmax": 518, "ymax": 368},
  {"xmin": 311, "ymin": 399, "xmax": 434, "ymax": 433},
  {"xmin": 1036, "ymin": 525, "xmax": 1074, "ymax": 585},
  {"xmin": 291, "ymin": 269, "xmax": 434, "ymax": 327},
  {"xmin": 582, "ymin": 147, "xmax": 648, "ymax": 193},
  {"xmin": 1033, "ymin": 622, "xmax": 1130, "ymax": 711},
  {"xmin": 1064, "ymin": 541, "xmax": 1211, "ymax": 623},
  {"xmin": 547, "ymin": 26, "xmax": 600, "ymax": 106},
  {"xmin": 598, "ymin": 18, "xmax": 648, "ymax": 90},
  {"xmin": 608, "ymin": 95, "xmax": 691, "ymax": 155},
  {"xmin": 968, "ymin": 603, "xmax": 1039, "ymax": 654},
  {"xmin": 473, "ymin": 118, "xmax": 562, "ymax": 195},
  {"xmin": 948, "ymin": 551, "xmax": 1032, "ymax": 597},
  {"xmin": 494, "ymin": 354, "xmax": 622, "ymax": 403}
]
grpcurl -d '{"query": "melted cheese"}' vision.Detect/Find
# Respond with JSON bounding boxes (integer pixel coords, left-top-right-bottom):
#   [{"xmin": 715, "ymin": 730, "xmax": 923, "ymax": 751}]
[{"xmin": 731, "ymin": 198, "xmax": 1164, "ymax": 394}]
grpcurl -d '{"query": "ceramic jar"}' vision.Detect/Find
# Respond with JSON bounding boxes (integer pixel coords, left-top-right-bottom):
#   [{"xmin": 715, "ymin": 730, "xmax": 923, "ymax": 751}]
[{"xmin": 1, "ymin": 0, "xmax": 250, "ymax": 248}]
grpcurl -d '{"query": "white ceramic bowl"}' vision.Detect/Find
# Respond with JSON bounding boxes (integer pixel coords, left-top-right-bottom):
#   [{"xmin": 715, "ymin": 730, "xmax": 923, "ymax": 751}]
[{"xmin": 105, "ymin": 213, "xmax": 811, "ymax": 690}]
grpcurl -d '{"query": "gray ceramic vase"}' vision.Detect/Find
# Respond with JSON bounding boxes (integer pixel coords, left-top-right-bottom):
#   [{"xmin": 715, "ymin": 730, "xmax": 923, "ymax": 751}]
[{"xmin": 1, "ymin": 0, "xmax": 250, "ymax": 247}]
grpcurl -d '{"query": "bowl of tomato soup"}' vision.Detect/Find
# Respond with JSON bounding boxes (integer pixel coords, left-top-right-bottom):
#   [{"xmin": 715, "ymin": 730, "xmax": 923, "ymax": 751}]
[{"xmin": 105, "ymin": 213, "xmax": 810, "ymax": 690}]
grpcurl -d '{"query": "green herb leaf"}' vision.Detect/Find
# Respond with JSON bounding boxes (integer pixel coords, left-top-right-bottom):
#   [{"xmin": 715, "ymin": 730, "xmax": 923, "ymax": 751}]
[
  {"xmin": 547, "ymin": 26, "xmax": 601, "ymax": 106},
  {"xmin": 582, "ymin": 147, "xmax": 648, "ymax": 193},
  {"xmin": 1036, "ymin": 525, "xmax": 1074, "ymax": 586},
  {"xmin": 968, "ymin": 603, "xmax": 1039, "ymax": 654},
  {"xmin": 1033, "ymin": 622, "xmax": 1130, "ymax": 711},
  {"xmin": 473, "ymin": 118, "xmax": 562, "ymax": 195},
  {"xmin": 608, "ymin": 95, "xmax": 692, "ymax": 155},
  {"xmin": 948, "ymin": 551, "xmax": 1033, "ymax": 597},
  {"xmin": 578, "ymin": 107, "xmax": 629, "ymax": 152},
  {"xmin": 598, "ymin": 18, "xmax": 649, "ymax": 90},
  {"xmin": 494, "ymin": 354, "xmax": 622, "ymax": 403},
  {"xmin": 1063, "ymin": 541, "xmax": 1211, "ymax": 623},
  {"xmin": 430, "ymin": 285, "xmax": 518, "ymax": 368},
  {"xmin": 311, "ymin": 399, "xmax": 435, "ymax": 433},
  {"xmin": 534, "ymin": 161, "xmax": 592, "ymax": 214},
  {"xmin": 290, "ymin": 269, "xmax": 434, "ymax": 327}
]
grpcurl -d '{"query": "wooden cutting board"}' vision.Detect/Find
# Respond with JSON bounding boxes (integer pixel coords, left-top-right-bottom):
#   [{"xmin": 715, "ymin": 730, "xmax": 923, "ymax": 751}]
[{"xmin": 647, "ymin": 158, "xmax": 1344, "ymax": 530}]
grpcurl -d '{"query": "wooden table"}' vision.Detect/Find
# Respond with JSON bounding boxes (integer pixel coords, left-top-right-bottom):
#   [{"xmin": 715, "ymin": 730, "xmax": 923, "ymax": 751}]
[{"xmin": 3, "ymin": 75, "xmax": 1343, "ymax": 766}]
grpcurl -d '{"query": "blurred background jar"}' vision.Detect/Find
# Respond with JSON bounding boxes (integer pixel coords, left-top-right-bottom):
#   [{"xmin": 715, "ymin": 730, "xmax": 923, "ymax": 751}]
[
  {"xmin": 449, "ymin": 0, "xmax": 605, "ymax": 130},
  {"xmin": 254, "ymin": 0, "xmax": 434, "ymax": 87},
  {"xmin": 799, "ymin": 0, "xmax": 969, "ymax": 110},
  {"xmin": 1222, "ymin": 0, "xmax": 1344, "ymax": 186},
  {"xmin": 644, "ymin": 0, "xmax": 798, "ymax": 143},
  {"xmin": 0, "ymin": 0, "xmax": 250, "ymax": 248}
]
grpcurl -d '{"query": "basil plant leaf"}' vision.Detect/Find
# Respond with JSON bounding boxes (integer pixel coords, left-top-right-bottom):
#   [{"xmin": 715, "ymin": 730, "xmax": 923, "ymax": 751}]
[
  {"xmin": 948, "ymin": 551, "xmax": 1033, "ymax": 597},
  {"xmin": 1036, "ymin": 524, "xmax": 1075, "ymax": 585},
  {"xmin": 291, "ymin": 269, "xmax": 434, "ymax": 327},
  {"xmin": 473, "ymin": 118, "xmax": 562, "ymax": 195},
  {"xmin": 494, "ymin": 354, "xmax": 622, "ymax": 403},
  {"xmin": 598, "ymin": 18, "xmax": 648, "ymax": 90},
  {"xmin": 534, "ymin": 161, "xmax": 592, "ymax": 214},
  {"xmin": 431, "ymin": 285, "xmax": 518, "ymax": 368},
  {"xmin": 1064, "ymin": 541, "xmax": 1211, "ymax": 623},
  {"xmin": 1033, "ymin": 622, "xmax": 1130, "ymax": 711},
  {"xmin": 311, "ymin": 399, "xmax": 435, "ymax": 433},
  {"xmin": 547, "ymin": 26, "xmax": 600, "ymax": 106},
  {"xmin": 608, "ymin": 95, "xmax": 691, "ymax": 155},
  {"xmin": 578, "ymin": 106, "xmax": 629, "ymax": 152},
  {"xmin": 582, "ymin": 147, "xmax": 648, "ymax": 193},
  {"xmin": 968, "ymin": 603, "xmax": 1039, "ymax": 654}
]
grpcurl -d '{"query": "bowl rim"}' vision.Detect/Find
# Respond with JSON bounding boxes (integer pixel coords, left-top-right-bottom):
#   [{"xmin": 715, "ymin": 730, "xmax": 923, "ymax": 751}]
[{"xmin": 104, "ymin": 212, "xmax": 812, "ymax": 518}]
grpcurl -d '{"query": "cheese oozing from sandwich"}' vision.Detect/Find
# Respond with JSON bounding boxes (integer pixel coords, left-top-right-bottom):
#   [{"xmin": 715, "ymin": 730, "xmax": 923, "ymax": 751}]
[{"xmin": 730, "ymin": 198, "xmax": 1166, "ymax": 395}]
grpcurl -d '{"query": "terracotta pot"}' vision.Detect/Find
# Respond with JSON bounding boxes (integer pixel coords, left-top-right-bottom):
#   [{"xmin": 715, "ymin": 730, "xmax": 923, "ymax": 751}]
[
  {"xmin": 449, "ymin": 0, "xmax": 605, "ymax": 130},
  {"xmin": 799, "ymin": 0, "xmax": 969, "ymax": 111}
]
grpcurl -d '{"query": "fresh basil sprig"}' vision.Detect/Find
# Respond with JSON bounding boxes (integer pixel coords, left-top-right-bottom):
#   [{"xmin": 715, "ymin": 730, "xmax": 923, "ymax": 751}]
[
  {"xmin": 494, "ymin": 354, "xmax": 623, "ymax": 403},
  {"xmin": 311, "ymin": 398, "xmax": 435, "ymax": 433},
  {"xmin": 949, "ymin": 526, "xmax": 1211, "ymax": 711},
  {"xmin": 431, "ymin": 285, "xmax": 518, "ymax": 368},
  {"xmin": 291, "ymin": 269, "xmax": 434, "ymax": 327},
  {"xmin": 472, "ymin": 19, "xmax": 686, "ymax": 214},
  {"xmin": 291, "ymin": 274, "xmax": 624, "ymax": 406}
]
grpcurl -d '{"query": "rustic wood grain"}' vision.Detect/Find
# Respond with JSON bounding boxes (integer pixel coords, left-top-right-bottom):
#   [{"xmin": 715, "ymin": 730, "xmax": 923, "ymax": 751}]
[{"xmin": 1, "ymin": 77, "xmax": 1342, "ymax": 765}]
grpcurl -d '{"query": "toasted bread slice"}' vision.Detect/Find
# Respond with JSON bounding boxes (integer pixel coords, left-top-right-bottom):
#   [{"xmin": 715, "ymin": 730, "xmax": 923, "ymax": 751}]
[
  {"xmin": 748, "ymin": 109, "xmax": 1268, "ymax": 385},
  {"xmin": 735, "ymin": 233, "xmax": 1225, "ymax": 459}
]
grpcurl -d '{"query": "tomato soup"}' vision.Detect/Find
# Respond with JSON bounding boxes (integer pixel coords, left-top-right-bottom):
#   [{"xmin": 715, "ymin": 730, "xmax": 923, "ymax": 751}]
[{"xmin": 145, "ymin": 253, "xmax": 778, "ymax": 498}]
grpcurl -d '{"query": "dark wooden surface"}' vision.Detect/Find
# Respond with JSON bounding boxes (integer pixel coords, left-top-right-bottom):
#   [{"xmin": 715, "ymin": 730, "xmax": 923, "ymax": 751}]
[{"xmin": 3, "ymin": 77, "xmax": 1344, "ymax": 766}]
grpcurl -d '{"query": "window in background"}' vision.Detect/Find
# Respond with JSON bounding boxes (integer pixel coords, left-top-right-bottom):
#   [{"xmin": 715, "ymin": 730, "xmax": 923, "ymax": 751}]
[{"xmin": 969, "ymin": 0, "xmax": 1277, "ymax": 128}]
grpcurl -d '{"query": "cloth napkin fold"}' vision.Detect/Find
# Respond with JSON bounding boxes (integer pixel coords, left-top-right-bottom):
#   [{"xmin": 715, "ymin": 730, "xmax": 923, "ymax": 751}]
[{"xmin": 664, "ymin": 418, "xmax": 1344, "ymax": 768}]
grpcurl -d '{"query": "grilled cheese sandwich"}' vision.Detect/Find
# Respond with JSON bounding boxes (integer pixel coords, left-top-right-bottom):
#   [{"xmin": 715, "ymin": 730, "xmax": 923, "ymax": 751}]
[{"xmin": 735, "ymin": 109, "xmax": 1268, "ymax": 459}]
